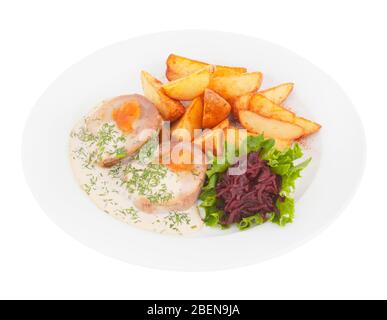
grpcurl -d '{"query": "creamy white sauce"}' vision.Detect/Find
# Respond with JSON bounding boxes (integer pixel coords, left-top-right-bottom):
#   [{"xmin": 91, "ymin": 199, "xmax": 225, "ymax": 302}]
[{"xmin": 69, "ymin": 117, "xmax": 203, "ymax": 236}]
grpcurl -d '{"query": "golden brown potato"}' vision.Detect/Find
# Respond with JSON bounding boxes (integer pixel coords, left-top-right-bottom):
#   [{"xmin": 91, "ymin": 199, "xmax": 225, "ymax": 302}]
[
  {"xmin": 162, "ymin": 66, "xmax": 214, "ymax": 100},
  {"xmin": 230, "ymin": 93, "xmax": 253, "ymax": 120},
  {"xmin": 239, "ymin": 110, "xmax": 303, "ymax": 140},
  {"xmin": 166, "ymin": 54, "xmax": 247, "ymax": 81},
  {"xmin": 224, "ymin": 127, "xmax": 248, "ymax": 148},
  {"xmin": 273, "ymin": 139, "xmax": 293, "ymax": 150},
  {"xmin": 259, "ymin": 83, "xmax": 294, "ymax": 105},
  {"xmin": 209, "ymin": 72, "xmax": 263, "ymax": 100},
  {"xmin": 171, "ymin": 96, "xmax": 203, "ymax": 141},
  {"xmin": 224, "ymin": 128, "xmax": 292, "ymax": 151},
  {"xmin": 140, "ymin": 71, "xmax": 185, "ymax": 122},
  {"xmin": 249, "ymin": 94, "xmax": 295, "ymax": 123},
  {"xmin": 202, "ymin": 89, "xmax": 231, "ymax": 129},
  {"xmin": 248, "ymin": 94, "xmax": 321, "ymax": 138},
  {"xmin": 193, "ymin": 119, "xmax": 230, "ymax": 155},
  {"xmin": 294, "ymin": 117, "xmax": 321, "ymax": 137}
]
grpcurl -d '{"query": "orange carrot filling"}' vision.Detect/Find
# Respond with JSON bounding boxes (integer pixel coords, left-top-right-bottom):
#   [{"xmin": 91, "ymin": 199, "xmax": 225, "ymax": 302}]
[
  {"xmin": 167, "ymin": 162, "xmax": 195, "ymax": 172},
  {"xmin": 164, "ymin": 149, "xmax": 195, "ymax": 172},
  {"xmin": 112, "ymin": 100, "xmax": 141, "ymax": 133}
]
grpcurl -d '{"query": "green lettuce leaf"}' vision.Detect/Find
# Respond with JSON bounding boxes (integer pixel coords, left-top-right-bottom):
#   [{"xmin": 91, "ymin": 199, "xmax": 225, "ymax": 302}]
[
  {"xmin": 202, "ymin": 206, "xmax": 222, "ymax": 227},
  {"xmin": 238, "ymin": 213, "xmax": 265, "ymax": 230},
  {"xmin": 273, "ymin": 197, "xmax": 295, "ymax": 226}
]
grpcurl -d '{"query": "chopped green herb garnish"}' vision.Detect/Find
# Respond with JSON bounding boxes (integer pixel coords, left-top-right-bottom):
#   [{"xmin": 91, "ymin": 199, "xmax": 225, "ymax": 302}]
[
  {"xmin": 164, "ymin": 211, "xmax": 191, "ymax": 232},
  {"xmin": 124, "ymin": 163, "xmax": 173, "ymax": 204}
]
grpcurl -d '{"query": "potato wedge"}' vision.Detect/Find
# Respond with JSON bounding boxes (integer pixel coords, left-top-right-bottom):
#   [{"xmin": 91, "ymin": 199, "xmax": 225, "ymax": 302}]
[
  {"xmin": 230, "ymin": 93, "xmax": 253, "ymax": 120},
  {"xmin": 166, "ymin": 54, "xmax": 246, "ymax": 81},
  {"xmin": 239, "ymin": 110, "xmax": 303, "ymax": 140},
  {"xmin": 202, "ymin": 89, "xmax": 231, "ymax": 128},
  {"xmin": 248, "ymin": 93, "xmax": 321, "ymax": 138},
  {"xmin": 294, "ymin": 117, "xmax": 321, "ymax": 137},
  {"xmin": 213, "ymin": 118, "xmax": 230, "ymax": 130},
  {"xmin": 162, "ymin": 66, "xmax": 214, "ymax": 100},
  {"xmin": 194, "ymin": 119, "xmax": 230, "ymax": 155},
  {"xmin": 213, "ymin": 66, "xmax": 248, "ymax": 77},
  {"xmin": 224, "ymin": 127, "xmax": 248, "ymax": 148},
  {"xmin": 224, "ymin": 128, "xmax": 292, "ymax": 151},
  {"xmin": 273, "ymin": 139, "xmax": 293, "ymax": 150},
  {"xmin": 209, "ymin": 72, "xmax": 263, "ymax": 100},
  {"xmin": 140, "ymin": 71, "xmax": 185, "ymax": 122},
  {"xmin": 171, "ymin": 97, "xmax": 203, "ymax": 141},
  {"xmin": 249, "ymin": 93, "xmax": 295, "ymax": 123},
  {"xmin": 259, "ymin": 83, "xmax": 294, "ymax": 105}
]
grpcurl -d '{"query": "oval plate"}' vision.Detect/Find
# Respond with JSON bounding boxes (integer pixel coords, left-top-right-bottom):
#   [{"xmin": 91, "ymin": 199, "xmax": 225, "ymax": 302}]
[{"xmin": 22, "ymin": 31, "xmax": 366, "ymax": 270}]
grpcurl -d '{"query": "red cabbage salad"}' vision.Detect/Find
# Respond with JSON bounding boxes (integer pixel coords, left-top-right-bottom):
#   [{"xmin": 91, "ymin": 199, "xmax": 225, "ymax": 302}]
[{"xmin": 199, "ymin": 135, "xmax": 311, "ymax": 230}]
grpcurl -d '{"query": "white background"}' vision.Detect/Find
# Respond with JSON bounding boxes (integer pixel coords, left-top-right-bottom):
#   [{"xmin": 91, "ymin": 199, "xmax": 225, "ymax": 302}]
[{"xmin": 0, "ymin": 0, "xmax": 385, "ymax": 300}]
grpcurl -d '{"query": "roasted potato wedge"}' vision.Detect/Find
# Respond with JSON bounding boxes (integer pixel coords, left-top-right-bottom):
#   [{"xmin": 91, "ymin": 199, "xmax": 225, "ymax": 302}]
[
  {"xmin": 259, "ymin": 83, "xmax": 294, "ymax": 105},
  {"xmin": 273, "ymin": 138, "xmax": 293, "ymax": 150},
  {"xmin": 166, "ymin": 54, "xmax": 246, "ymax": 81},
  {"xmin": 140, "ymin": 71, "xmax": 185, "ymax": 122},
  {"xmin": 209, "ymin": 72, "xmax": 263, "ymax": 100},
  {"xmin": 249, "ymin": 93, "xmax": 295, "ymax": 123},
  {"xmin": 294, "ymin": 117, "xmax": 321, "ymax": 137},
  {"xmin": 230, "ymin": 93, "xmax": 253, "ymax": 120},
  {"xmin": 239, "ymin": 110, "xmax": 303, "ymax": 140},
  {"xmin": 224, "ymin": 128, "xmax": 292, "ymax": 151},
  {"xmin": 224, "ymin": 127, "xmax": 248, "ymax": 148},
  {"xmin": 249, "ymin": 93, "xmax": 321, "ymax": 138},
  {"xmin": 162, "ymin": 66, "xmax": 214, "ymax": 100},
  {"xmin": 194, "ymin": 119, "xmax": 230, "ymax": 155},
  {"xmin": 171, "ymin": 97, "xmax": 203, "ymax": 141},
  {"xmin": 202, "ymin": 89, "xmax": 231, "ymax": 128}
]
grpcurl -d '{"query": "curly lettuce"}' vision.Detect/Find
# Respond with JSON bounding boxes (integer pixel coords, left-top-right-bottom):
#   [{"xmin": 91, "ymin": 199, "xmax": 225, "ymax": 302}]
[{"xmin": 200, "ymin": 134, "xmax": 311, "ymax": 230}]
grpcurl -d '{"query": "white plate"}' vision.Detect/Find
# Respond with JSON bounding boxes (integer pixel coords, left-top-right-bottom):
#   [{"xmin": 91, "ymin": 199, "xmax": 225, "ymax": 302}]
[{"xmin": 22, "ymin": 30, "xmax": 366, "ymax": 270}]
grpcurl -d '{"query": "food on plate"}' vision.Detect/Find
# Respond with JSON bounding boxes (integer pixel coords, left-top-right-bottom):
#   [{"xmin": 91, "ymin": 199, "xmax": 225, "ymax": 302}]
[
  {"xmin": 130, "ymin": 143, "xmax": 207, "ymax": 213},
  {"xmin": 259, "ymin": 83, "xmax": 294, "ymax": 105},
  {"xmin": 70, "ymin": 53, "xmax": 321, "ymax": 235},
  {"xmin": 166, "ymin": 54, "xmax": 246, "ymax": 81},
  {"xmin": 223, "ymin": 127, "xmax": 248, "ymax": 149},
  {"xmin": 209, "ymin": 72, "xmax": 263, "ymax": 100},
  {"xmin": 140, "ymin": 71, "xmax": 185, "ymax": 121},
  {"xmin": 162, "ymin": 66, "xmax": 214, "ymax": 100},
  {"xmin": 171, "ymin": 97, "xmax": 203, "ymax": 141},
  {"xmin": 294, "ymin": 117, "xmax": 322, "ymax": 137},
  {"xmin": 230, "ymin": 85, "xmax": 321, "ymax": 139},
  {"xmin": 202, "ymin": 89, "xmax": 231, "ymax": 128},
  {"xmin": 200, "ymin": 135, "xmax": 311, "ymax": 229},
  {"xmin": 70, "ymin": 119, "xmax": 204, "ymax": 235},
  {"xmin": 239, "ymin": 110, "xmax": 304, "ymax": 140},
  {"xmin": 247, "ymin": 93, "xmax": 321, "ymax": 138},
  {"xmin": 249, "ymin": 94, "xmax": 295, "ymax": 123},
  {"xmin": 193, "ymin": 119, "xmax": 230, "ymax": 155},
  {"xmin": 194, "ymin": 125, "xmax": 245, "ymax": 157},
  {"xmin": 195, "ymin": 124, "xmax": 292, "ymax": 159},
  {"xmin": 83, "ymin": 94, "xmax": 162, "ymax": 167},
  {"xmin": 230, "ymin": 93, "xmax": 253, "ymax": 120},
  {"xmin": 273, "ymin": 138, "xmax": 293, "ymax": 150},
  {"xmin": 224, "ymin": 127, "xmax": 292, "ymax": 151}
]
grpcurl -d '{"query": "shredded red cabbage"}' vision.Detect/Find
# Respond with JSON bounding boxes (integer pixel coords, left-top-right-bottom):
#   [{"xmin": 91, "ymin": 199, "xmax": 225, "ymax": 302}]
[{"xmin": 215, "ymin": 152, "xmax": 282, "ymax": 225}]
